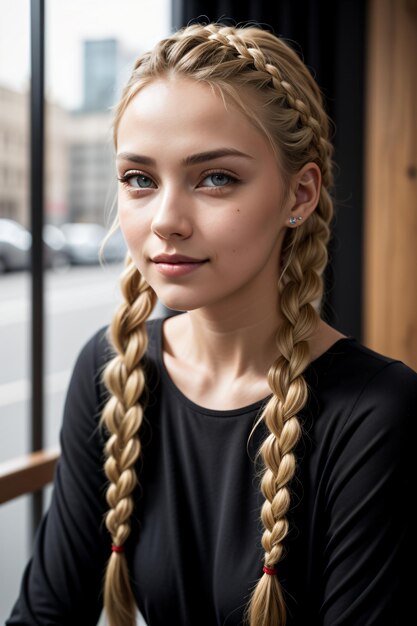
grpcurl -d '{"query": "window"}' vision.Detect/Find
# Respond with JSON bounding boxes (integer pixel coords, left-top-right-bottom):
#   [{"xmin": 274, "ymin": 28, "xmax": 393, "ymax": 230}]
[{"xmin": 0, "ymin": 1, "xmax": 171, "ymax": 623}]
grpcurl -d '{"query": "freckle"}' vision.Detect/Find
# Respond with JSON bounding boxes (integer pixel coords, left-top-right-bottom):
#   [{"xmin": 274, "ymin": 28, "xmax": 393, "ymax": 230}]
[{"xmin": 407, "ymin": 165, "xmax": 417, "ymax": 179}]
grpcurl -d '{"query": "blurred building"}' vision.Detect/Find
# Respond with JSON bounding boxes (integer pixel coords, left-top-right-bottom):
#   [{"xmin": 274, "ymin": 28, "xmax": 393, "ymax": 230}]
[
  {"xmin": 0, "ymin": 86, "xmax": 29, "ymax": 225},
  {"xmin": 0, "ymin": 85, "xmax": 69, "ymax": 227},
  {"xmin": 0, "ymin": 38, "xmax": 136, "ymax": 229},
  {"xmin": 46, "ymin": 100, "xmax": 71, "ymax": 225},
  {"xmin": 82, "ymin": 38, "xmax": 135, "ymax": 113},
  {"xmin": 83, "ymin": 39, "xmax": 119, "ymax": 113},
  {"xmin": 67, "ymin": 111, "xmax": 116, "ymax": 224},
  {"xmin": 66, "ymin": 38, "xmax": 136, "ymax": 223}
]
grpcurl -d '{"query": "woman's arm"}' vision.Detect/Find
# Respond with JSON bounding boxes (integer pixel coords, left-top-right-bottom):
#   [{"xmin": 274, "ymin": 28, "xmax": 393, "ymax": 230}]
[
  {"xmin": 319, "ymin": 361, "xmax": 417, "ymax": 626},
  {"xmin": 6, "ymin": 327, "xmax": 111, "ymax": 625}
]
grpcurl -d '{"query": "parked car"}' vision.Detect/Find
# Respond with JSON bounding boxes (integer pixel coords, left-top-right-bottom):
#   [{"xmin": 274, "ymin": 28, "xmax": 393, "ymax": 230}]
[
  {"xmin": 102, "ymin": 227, "xmax": 128, "ymax": 263},
  {"xmin": 0, "ymin": 219, "xmax": 31, "ymax": 273},
  {"xmin": 59, "ymin": 222, "xmax": 127, "ymax": 266},
  {"xmin": 43, "ymin": 224, "xmax": 71, "ymax": 269},
  {"xmin": 0, "ymin": 218, "xmax": 70, "ymax": 273}
]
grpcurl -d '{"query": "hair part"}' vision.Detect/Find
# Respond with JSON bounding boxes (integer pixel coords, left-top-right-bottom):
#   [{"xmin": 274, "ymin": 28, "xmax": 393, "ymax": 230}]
[{"xmin": 100, "ymin": 21, "xmax": 334, "ymax": 626}]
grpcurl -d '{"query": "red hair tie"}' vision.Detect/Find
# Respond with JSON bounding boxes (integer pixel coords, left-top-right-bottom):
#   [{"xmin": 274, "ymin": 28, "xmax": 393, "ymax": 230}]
[
  {"xmin": 263, "ymin": 565, "xmax": 277, "ymax": 576},
  {"xmin": 111, "ymin": 544, "xmax": 124, "ymax": 554}
]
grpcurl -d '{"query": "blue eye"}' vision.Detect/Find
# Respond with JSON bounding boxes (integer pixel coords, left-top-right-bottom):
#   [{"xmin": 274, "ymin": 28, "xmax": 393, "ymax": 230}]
[
  {"xmin": 202, "ymin": 173, "xmax": 235, "ymax": 187},
  {"xmin": 130, "ymin": 174, "xmax": 155, "ymax": 188},
  {"xmin": 118, "ymin": 172, "xmax": 156, "ymax": 190}
]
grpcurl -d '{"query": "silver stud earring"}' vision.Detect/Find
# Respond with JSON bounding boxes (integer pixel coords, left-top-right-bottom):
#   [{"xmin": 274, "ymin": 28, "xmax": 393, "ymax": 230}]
[{"xmin": 289, "ymin": 216, "xmax": 303, "ymax": 225}]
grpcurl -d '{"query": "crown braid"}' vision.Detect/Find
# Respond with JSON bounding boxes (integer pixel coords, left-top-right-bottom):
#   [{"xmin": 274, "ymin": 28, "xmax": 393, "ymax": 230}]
[
  {"xmin": 201, "ymin": 24, "xmax": 334, "ymax": 189},
  {"xmin": 100, "ymin": 256, "xmax": 156, "ymax": 626},
  {"xmin": 104, "ymin": 22, "xmax": 335, "ymax": 626}
]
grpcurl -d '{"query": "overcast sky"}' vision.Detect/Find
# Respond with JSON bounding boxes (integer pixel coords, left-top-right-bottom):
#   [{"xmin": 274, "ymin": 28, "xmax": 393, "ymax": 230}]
[{"xmin": 0, "ymin": 0, "xmax": 171, "ymax": 109}]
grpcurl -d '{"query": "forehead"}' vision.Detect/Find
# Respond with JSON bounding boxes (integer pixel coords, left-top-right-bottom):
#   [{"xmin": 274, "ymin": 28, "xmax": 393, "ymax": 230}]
[{"xmin": 116, "ymin": 76, "xmax": 274, "ymax": 159}]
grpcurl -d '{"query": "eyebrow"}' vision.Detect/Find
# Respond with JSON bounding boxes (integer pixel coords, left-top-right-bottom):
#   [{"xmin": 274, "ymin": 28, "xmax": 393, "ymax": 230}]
[{"xmin": 116, "ymin": 148, "xmax": 255, "ymax": 166}]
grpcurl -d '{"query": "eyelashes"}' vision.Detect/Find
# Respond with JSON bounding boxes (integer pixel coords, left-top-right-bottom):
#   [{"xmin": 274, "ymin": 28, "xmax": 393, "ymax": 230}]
[
  {"xmin": 117, "ymin": 171, "xmax": 156, "ymax": 189},
  {"xmin": 117, "ymin": 169, "xmax": 240, "ymax": 194},
  {"xmin": 202, "ymin": 172, "xmax": 238, "ymax": 188}
]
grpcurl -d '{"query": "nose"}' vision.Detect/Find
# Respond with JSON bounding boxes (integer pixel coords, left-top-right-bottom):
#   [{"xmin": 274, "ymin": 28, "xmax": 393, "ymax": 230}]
[{"xmin": 151, "ymin": 185, "xmax": 193, "ymax": 241}]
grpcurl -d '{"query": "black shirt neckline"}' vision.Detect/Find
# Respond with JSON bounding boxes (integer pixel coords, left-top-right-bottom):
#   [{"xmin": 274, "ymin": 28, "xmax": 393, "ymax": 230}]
[{"xmin": 153, "ymin": 316, "xmax": 355, "ymax": 417}]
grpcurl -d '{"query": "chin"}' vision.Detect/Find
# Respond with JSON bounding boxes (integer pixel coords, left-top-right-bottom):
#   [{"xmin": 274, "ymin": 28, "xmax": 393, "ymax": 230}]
[
  {"xmin": 154, "ymin": 288, "xmax": 209, "ymax": 313},
  {"xmin": 157, "ymin": 298, "xmax": 197, "ymax": 313}
]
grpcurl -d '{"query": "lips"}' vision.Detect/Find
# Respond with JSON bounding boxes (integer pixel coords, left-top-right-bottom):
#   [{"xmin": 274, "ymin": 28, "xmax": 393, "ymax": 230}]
[
  {"xmin": 151, "ymin": 253, "xmax": 208, "ymax": 277},
  {"xmin": 151, "ymin": 253, "xmax": 208, "ymax": 264}
]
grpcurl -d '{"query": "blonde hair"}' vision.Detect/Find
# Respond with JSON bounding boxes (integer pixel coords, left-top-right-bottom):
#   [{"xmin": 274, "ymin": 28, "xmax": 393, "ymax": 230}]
[{"xmin": 100, "ymin": 21, "xmax": 334, "ymax": 626}]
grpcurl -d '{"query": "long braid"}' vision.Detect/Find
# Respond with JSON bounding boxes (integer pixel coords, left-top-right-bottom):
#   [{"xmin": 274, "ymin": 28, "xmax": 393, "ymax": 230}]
[
  {"xmin": 246, "ymin": 199, "xmax": 332, "ymax": 625},
  {"xmin": 104, "ymin": 21, "xmax": 335, "ymax": 626},
  {"xmin": 100, "ymin": 254, "xmax": 156, "ymax": 626}
]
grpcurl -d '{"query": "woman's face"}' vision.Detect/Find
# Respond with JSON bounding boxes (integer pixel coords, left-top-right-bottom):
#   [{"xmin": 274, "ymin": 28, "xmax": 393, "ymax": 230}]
[{"xmin": 116, "ymin": 76, "xmax": 291, "ymax": 312}]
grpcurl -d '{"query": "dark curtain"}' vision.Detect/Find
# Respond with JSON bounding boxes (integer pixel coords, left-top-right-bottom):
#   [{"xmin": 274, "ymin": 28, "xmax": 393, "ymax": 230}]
[{"xmin": 171, "ymin": 0, "xmax": 367, "ymax": 340}]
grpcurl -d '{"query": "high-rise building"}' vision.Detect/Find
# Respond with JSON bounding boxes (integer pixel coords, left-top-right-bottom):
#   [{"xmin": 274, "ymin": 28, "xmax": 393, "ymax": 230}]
[
  {"xmin": 68, "ymin": 38, "xmax": 137, "ymax": 223},
  {"xmin": 82, "ymin": 38, "xmax": 135, "ymax": 113}
]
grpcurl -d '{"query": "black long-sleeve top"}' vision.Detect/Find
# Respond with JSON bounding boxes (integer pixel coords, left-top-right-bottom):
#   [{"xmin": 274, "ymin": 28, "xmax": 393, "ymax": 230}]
[{"xmin": 6, "ymin": 316, "xmax": 417, "ymax": 625}]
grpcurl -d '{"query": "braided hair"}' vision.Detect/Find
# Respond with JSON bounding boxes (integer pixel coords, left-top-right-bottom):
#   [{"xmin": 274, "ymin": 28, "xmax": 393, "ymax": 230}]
[{"xmin": 100, "ymin": 21, "xmax": 334, "ymax": 626}]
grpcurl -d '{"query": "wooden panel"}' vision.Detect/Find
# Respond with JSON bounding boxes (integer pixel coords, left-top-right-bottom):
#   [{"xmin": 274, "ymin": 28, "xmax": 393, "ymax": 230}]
[
  {"xmin": 364, "ymin": 0, "xmax": 417, "ymax": 368},
  {"xmin": 0, "ymin": 448, "xmax": 60, "ymax": 505}
]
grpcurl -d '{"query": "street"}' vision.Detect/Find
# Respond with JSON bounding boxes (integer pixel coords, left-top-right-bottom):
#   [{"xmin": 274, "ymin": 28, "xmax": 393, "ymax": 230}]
[{"xmin": 0, "ymin": 263, "xmax": 157, "ymax": 623}]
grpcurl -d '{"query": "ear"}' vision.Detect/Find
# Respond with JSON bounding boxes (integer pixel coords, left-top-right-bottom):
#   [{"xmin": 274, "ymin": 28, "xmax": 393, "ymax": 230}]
[{"xmin": 286, "ymin": 162, "xmax": 321, "ymax": 225}]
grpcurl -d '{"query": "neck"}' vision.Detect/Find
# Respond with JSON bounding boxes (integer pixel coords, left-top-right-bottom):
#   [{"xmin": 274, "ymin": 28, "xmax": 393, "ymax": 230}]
[{"xmin": 182, "ymin": 290, "xmax": 284, "ymax": 378}]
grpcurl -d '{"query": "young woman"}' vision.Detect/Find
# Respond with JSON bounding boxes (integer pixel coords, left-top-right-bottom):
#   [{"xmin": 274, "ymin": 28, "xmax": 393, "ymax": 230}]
[{"xmin": 7, "ymin": 21, "xmax": 417, "ymax": 626}]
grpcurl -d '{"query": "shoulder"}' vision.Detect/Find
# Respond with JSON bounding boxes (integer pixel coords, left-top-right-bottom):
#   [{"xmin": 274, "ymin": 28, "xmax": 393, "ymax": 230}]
[
  {"xmin": 312, "ymin": 336, "xmax": 417, "ymax": 402},
  {"xmin": 76, "ymin": 316, "xmax": 163, "ymax": 365},
  {"xmin": 62, "ymin": 317, "xmax": 164, "ymax": 438},
  {"xmin": 342, "ymin": 349, "xmax": 417, "ymax": 434},
  {"xmin": 305, "ymin": 338, "xmax": 417, "ymax": 457},
  {"xmin": 335, "ymin": 338, "xmax": 416, "ymax": 401},
  {"xmin": 353, "ymin": 349, "xmax": 417, "ymax": 436},
  {"xmin": 72, "ymin": 316, "xmax": 163, "ymax": 398}
]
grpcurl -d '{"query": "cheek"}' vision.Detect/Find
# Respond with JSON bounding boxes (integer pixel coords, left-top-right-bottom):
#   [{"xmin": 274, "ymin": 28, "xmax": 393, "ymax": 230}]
[
  {"xmin": 214, "ymin": 202, "xmax": 282, "ymax": 261},
  {"xmin": 118, "ymin": 200, "xmax": 145, "ymax": 245},
  {"xmin": 117, "ymin": 204, "xmax": 149, "ymax": 270}
]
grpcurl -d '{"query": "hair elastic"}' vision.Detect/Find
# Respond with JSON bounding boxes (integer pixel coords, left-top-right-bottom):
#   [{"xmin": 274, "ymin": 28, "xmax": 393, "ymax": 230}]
[
  {"xmin": 111, "ymin": 544, "xmax": 124, "ymax": 554},
  {"xmin": 263, "ymin": 565, "xmax": 277, "ymax": 576}
]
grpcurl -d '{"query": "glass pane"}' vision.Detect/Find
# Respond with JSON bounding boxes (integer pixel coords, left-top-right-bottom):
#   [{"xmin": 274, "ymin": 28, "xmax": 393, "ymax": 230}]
[
  {"xmin": 0, "ymin": 0, "xmax": 31, "ymax": 620},
  {"xmin": 1, "ymin": 1, "xmax": 171, "ymax": 623},
  {"xmin": 0, "ymin": 495, "xmax": 31, "ymax": 619}
]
